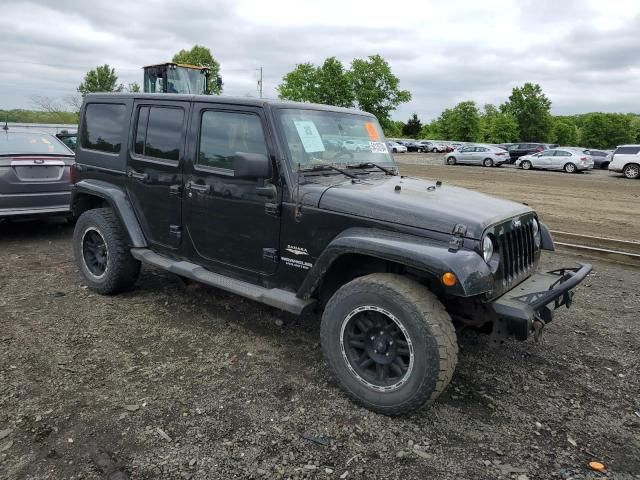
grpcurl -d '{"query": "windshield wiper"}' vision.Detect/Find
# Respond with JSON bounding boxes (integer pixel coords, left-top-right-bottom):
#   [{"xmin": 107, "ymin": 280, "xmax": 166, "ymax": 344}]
[
  {"xmin": 346, "ymin": 162, "xmax": 397, "ymax": 175},
  {"xmin": 300, "ymin": 163, "xmax": 358, "ymax": 179}
]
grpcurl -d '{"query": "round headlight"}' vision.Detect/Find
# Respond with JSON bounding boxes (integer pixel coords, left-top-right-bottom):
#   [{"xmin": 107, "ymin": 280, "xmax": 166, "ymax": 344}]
[
  {"xmin": 533, "ymin": 219, "xmax": 541, "ymax": 248},
  {"xmin": 482, "ymin": 236, "xmax": 494, "ymax": 263}
]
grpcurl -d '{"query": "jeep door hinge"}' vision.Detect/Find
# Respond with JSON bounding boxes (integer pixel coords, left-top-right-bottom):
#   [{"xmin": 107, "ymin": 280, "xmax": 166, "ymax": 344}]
[
  {"xmin": 263, "ymin": 248, "xmax": 279, "ymax": 262},
  {"xmin": 265, "ymin": 203, "xmax": 280, "ymax": 217},
  {"xmin": 169, "ymin": 225, "xmax": 182, "ymax": 239},
  {"xmin": 448, "ymin": 223, "xmax": 467, "ymax": 251}
]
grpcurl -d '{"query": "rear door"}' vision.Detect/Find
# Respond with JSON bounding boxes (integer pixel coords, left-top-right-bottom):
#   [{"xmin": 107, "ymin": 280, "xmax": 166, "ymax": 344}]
[{"xmin": 127, "ymin": 101, "xmax": 189, "ymax": 251}]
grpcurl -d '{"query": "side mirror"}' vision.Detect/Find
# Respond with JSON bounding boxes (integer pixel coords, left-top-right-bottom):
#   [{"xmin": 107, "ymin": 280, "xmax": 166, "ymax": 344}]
[{"xmin": 232, "ymin": 152, "xmax": 271, "ymax": 179}]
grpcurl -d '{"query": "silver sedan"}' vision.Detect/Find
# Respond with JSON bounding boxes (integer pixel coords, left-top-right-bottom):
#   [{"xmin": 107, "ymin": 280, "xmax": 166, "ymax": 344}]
[
  {"xmin": 445, "ymin": 145, "xmax": 510, "ymax": 167},
  {"xmin": 515, "ymin": 148, "xmax": 594, "ymax": 173}
]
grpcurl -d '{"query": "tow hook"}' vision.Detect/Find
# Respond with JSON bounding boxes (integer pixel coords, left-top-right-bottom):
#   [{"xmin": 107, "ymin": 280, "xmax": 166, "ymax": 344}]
[{"xmin": 533, "ymin": 316, "xmax": 546, "ymax": 343}]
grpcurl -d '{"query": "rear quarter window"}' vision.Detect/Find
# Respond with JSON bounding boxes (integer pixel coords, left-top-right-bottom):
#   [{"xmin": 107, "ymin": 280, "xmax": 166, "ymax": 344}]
[{"xmin": 81, "ymin": 103, "xmax": 126, "ymax": 153}]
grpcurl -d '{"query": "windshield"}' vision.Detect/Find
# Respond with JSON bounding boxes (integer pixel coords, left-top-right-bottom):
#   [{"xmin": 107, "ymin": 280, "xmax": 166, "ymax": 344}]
[
  {"xmin": 276, "ymin": 109, "xmax": 395, "ymax": 169},
  {"xmin": 0, "ymin": 132, "xmax": 72, "ymax": 155}
]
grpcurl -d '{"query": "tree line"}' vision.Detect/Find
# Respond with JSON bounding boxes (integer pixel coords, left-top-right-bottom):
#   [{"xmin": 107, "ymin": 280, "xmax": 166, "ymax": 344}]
[
  {"xmin": 390, "ymin": 83, "xmax": 640, "ymax": 150},
  {"xmin": 5, "ymin": 45, "xmax": 220, "ymax": 124},
  {"xmin": 6, "ymin": 46, "xmax": 639, "ymax": 150}
]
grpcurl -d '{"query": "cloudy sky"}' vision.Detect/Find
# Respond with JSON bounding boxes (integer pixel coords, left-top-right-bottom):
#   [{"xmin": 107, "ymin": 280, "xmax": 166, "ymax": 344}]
[{"xmin": 2, "ymin": 0, "xmax": 640, "ymax": 122}]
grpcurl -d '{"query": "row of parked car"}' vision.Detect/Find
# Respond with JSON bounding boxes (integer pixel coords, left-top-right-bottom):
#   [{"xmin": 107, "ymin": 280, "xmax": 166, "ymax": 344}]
[
  {"xmin": 442, "ymin": 141, "xmax": 640, "ymax": 178},
  {"xmin": 387, "ymin": 139, "xmax": 460, "ymax": 153}
]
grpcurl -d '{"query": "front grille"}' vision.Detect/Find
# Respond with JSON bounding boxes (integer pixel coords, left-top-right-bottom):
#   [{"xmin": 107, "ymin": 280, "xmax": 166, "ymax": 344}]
[{"xmin": 496, "ymin": 218, "xmax": 536, "ymax": 283}]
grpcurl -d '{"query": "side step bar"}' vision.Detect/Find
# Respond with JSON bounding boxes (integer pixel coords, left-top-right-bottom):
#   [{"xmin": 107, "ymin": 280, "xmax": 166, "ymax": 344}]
[{"xmin": 131, "ymin": 248, "xmax": 315, "ymax": 315}]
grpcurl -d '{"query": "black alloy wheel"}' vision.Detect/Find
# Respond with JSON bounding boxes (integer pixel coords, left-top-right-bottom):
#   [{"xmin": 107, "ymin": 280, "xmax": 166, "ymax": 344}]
[
  {"xmin": 82, "ymin": 228, "xmax": 109, "ymax": 277},
  {"xmin": 340, "ymin": 305, "xmax": 413, "ymax": 392}
]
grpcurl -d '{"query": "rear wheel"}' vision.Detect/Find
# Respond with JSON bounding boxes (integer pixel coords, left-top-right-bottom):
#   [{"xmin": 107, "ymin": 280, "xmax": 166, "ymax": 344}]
[
  {"xmin": 446, "ymin": 156, "xmax": 457, "ymax": 165},
  {"xmin": 320, "ymin": 274, "xmax": 458, "ymax": 416},
  {"xmin": 483, "ymin": 158, "xmax": 494, "ymax": 167},
  {"xmin": 564, "ymin": 162, "xmax": 577, "ymax": 173},
  {"xmin": 431, "ymin": 148, "xmax": 438, "ymax": 153},
  {"xmin": 623, "ymin": 163, "xmax": 640, "ymax": 179},
  {"xmin": 521, "ymin": 160, "xmax": 532, "ymax": 170},
  {"xmin": 73, "ymin": 208, "xmax": 140, "ymax": 294}
]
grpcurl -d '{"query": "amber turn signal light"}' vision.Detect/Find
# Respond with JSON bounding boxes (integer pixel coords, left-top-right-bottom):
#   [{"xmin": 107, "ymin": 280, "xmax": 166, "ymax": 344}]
[{"xmin": 441, "ymin": 272, "xmax": 458, "ymax": 287}]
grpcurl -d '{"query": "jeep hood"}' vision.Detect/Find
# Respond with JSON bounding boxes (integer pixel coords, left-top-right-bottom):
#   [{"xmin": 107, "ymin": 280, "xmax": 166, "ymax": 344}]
[{"xmin": 317, "ymin": 176, "xmax": 532, "ymax": 239}]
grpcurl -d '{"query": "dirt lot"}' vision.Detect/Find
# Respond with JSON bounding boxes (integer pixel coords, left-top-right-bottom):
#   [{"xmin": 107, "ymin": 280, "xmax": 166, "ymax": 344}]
[
  {"xmin": 1, "ymin": 166, "xmax": 639, "ymax": 479},
  {"xmin": 396, "ymin": 153, "xmax": 640, "ymax": 241}
]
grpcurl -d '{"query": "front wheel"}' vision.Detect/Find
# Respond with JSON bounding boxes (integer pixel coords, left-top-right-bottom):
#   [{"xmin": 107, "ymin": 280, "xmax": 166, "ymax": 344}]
[
  {"xmin": 564, "ymin": 162, "xmax": 577, "ymax": 173},
  {"xmin": 446, "ymin": 156, "xmax": 457, "ymax": 165},
  {"xmin": 521, "ymin": 160, "xmax": 532, "ymax": 170},
  {"xmin": 431, "ymin": 148, "xmax": 438, "ymax": 153},
  {"xmin": 623, "ymin": 163, "xmax": 640, "ymax": 179},
  {"xmin": 483, "ymin": 158, "xmax": 494, "ymax": 167},
  {"xmin": 320, "ymin": 274, "xmax": 458, "ymax": 416}
]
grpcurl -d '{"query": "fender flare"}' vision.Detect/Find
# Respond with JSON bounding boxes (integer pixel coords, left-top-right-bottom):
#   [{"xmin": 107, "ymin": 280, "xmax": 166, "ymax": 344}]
[
  {"xmin": 72, "ymin": 179, "xmax": 147, "ymax": 248},
  {"xmin": 297, "ymin": 227, "xmax": 493, "ymax": 299}
]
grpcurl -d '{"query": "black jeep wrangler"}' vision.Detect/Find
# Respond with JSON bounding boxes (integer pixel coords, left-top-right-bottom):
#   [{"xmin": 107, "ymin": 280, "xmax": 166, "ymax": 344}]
[{"xmin": 70, "ymin": 94, "xmax": 591, "ymax": 415}]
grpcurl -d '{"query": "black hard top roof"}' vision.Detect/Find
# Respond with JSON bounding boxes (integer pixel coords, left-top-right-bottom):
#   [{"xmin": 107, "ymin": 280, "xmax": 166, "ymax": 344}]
[{"xmin": 83, "ymin": 93, "xmax": 373, "ymax": 117}]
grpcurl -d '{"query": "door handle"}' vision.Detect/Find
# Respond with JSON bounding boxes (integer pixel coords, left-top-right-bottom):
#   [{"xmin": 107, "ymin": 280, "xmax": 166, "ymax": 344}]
[
  {"xmin": 128, "ymin": 170, "xmax": 149, "ymax": 181},
  {"xmin": 187, "ymin": 181, "xmax": 210, "ymax": 193}
]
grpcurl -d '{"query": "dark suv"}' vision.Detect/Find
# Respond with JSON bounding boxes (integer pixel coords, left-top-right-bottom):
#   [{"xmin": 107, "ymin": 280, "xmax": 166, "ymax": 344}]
[
  {"xmin": 506, "ymin": 143, "xmax": 558, "ymax": 162},
  {"xmin": 70, "ymin": 94, "xmax": 590, "ymax": 415}
]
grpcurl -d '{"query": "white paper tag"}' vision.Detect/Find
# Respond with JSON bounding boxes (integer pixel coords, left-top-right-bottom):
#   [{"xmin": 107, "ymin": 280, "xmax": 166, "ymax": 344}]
[
  {"xmin": 370, "ymin": 141, "xmax": 388, "ymax": 154},
  {"xmin": 294, "ymin": 121, "xmax": 325, "ymax": 153}
]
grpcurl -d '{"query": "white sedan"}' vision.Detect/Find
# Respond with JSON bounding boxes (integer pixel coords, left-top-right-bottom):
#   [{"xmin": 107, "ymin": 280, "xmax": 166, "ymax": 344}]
[
  {"xmin": 516, "ymin": 148, "xmax": 594, "ymax": 173},
  {"xmin": 387, "ymin": 141, "xmax": 407, "ymax": 153}
]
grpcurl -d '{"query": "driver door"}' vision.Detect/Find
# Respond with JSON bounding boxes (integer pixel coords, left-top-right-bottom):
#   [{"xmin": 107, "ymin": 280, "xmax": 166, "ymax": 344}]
[{"xmin": 183, "ymin": 103, "xmax": 281, "ymax": 276}]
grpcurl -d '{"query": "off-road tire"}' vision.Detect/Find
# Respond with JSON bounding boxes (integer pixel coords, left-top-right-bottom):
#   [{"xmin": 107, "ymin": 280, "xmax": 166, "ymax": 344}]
[
  {"xmin": 320, "ymin": 273, "xmax": 458, "ymax": 416},
  {"xmin": 623, "ymin": 163, "xmax": 640, "ymax": 179},
  {"xmin": 446, "ymin": 156, "xmax": 457, "ymax": 165},
  {"xmin": 564, "ymin": 162, "xmax": 577, "ymax": 173},
  {"xmin": 73, "ymin": 208, "xmax": 141, "ymax": 295},
  {"xmin": 521, "ymin": 160, "xmax": 532, "ymax": 170},
  {"xmin": 483, "ymin": 158, "xmax": 494, "ymax": 167}
]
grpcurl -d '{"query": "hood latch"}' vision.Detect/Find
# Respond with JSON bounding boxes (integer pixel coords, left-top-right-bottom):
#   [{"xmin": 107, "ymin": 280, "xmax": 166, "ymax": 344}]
[{"xmin": 448, "ymin": 223, "xmax": 467, "ymax": 252}]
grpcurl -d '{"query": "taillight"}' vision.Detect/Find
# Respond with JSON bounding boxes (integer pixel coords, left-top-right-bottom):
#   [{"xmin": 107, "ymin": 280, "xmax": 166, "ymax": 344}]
[
  {"xmin": 536, "ymin": 146, "xmax": 544, "ymax": 152},
  {"xmin": 69, "ymin": 164, "xmax": 77, "ymax": 184},
  {"xmin": 580, "ymin": 157, "xmax": 587, "ymax": 161},
  {"xmin": 495, "ymin": 152, "xmax": 505, "ymax": 156}
]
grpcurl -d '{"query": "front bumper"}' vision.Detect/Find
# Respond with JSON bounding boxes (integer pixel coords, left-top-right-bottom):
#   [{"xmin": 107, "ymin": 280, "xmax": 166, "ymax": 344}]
[{"xmin": 490, "ymin": 264, "xmax": 592, "ymax": 340}]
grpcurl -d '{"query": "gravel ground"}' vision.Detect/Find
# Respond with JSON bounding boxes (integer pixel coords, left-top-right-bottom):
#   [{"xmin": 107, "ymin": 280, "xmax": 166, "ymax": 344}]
[{"xmin": 0, "ymin": 218, "xmax": 638, "ymax": 480}]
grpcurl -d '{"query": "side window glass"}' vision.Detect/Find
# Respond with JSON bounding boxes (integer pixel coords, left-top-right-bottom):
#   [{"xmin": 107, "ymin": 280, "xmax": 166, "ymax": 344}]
[
  {"xmin": 198, "ymin": 111, "xmax": 268, "ymax": 171},
  {"xmin": 145, "ymin": 107, "xmax": 184, "ymax": 161},
  {"xmin": 82, "ymin": 103, "xmax": 125, "ymax": 153},
  {"xmin": 133, "ymin": 106, "xmax": 184, "ymax": 162},
  {"xmin": 134, "ymin": 106, "xmax": 149, "ymax": 155}
]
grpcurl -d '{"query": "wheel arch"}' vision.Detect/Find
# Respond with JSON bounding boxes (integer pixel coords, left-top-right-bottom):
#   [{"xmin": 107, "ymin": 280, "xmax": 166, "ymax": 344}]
[
  {"xmin": 72, "ymin": 180, "xmax": 147, "ymax": 247},
  {"xmin": 297, "ymin": 228, "xmax": 493, "ymax": 303}
]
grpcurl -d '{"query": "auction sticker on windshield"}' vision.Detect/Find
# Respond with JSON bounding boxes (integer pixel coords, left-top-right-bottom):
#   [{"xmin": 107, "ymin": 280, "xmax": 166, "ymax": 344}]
[
  {"xmin": 370, "ymin": 141, "xmax": 388, "ymax": 154},
  {"xmin": 364, "ymin": 121, "xmax": 380, "ymax": 141},
  {"xmin": 294, "ymin": 121, "xmax": 325, "ymax": 153}
]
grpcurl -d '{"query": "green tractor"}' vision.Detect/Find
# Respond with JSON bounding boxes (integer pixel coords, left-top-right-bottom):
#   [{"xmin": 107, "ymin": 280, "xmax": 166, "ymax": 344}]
[{"xmin": 143, "ymin": 62, "xmax": 220, "ymax": 95}]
